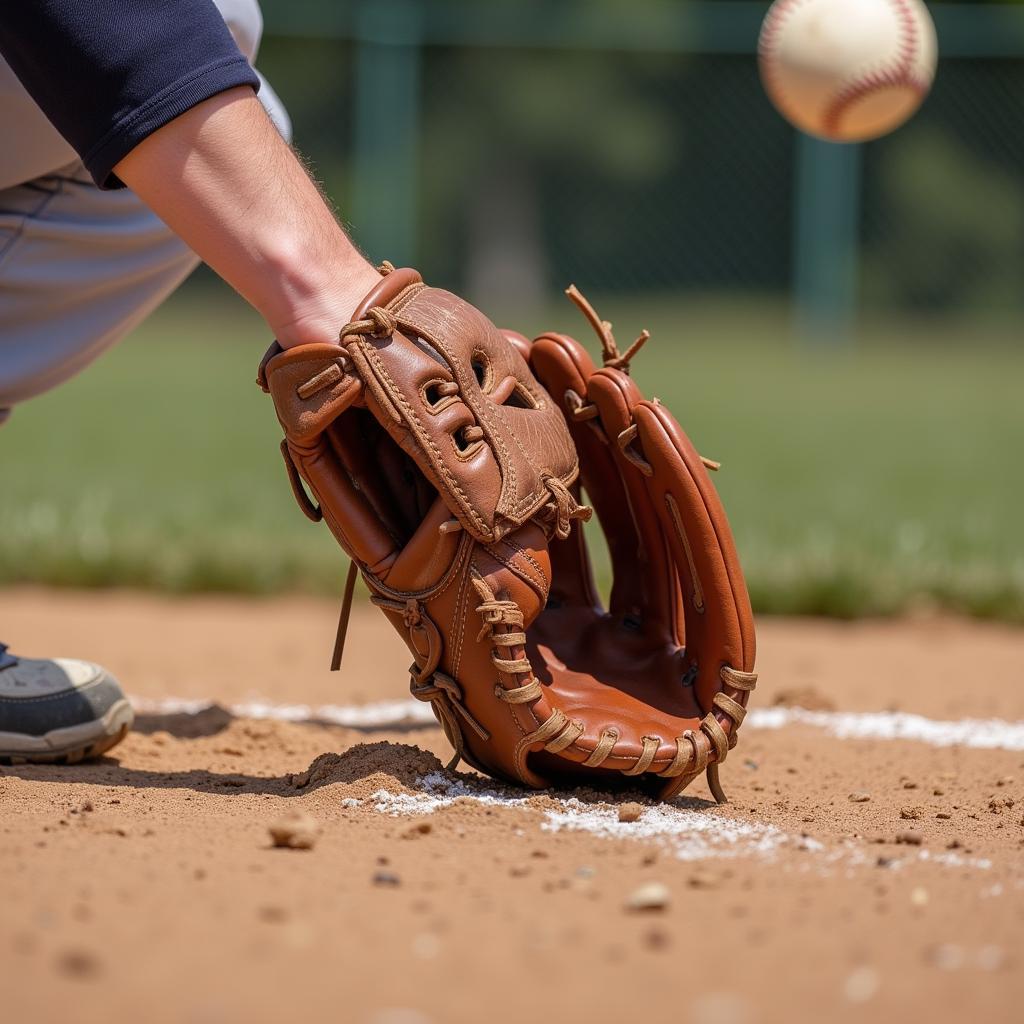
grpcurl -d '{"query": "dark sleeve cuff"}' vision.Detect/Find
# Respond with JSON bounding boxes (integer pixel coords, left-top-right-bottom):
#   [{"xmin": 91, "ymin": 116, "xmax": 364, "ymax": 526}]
[{"xmin": 86, "ymin": 55, "xmax": 260, "ymax": 190}]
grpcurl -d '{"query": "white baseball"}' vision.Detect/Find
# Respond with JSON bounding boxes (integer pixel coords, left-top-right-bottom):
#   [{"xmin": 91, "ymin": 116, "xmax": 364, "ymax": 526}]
[{"xmin": 758, "ymin": 0, "xmax": 938, "ymax": 143}]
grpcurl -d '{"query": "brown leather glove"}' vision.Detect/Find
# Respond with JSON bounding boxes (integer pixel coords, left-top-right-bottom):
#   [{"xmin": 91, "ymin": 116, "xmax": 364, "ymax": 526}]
[{"xmin": 259, "ymin": 266, "xmax": 756, "ymax": 801}]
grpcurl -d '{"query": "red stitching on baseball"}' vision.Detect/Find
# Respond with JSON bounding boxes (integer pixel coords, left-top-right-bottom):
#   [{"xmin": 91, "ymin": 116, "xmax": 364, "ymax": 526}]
[
  {"xmin": 893, "ymin": 0, "xmax": 918, "ymax": 76},
  {"xmin": 823, "ymin": 0, "xmax": 925, "ymax": 137},
  {"xmin": 758, "ymin": 0, "xmax": 815, "ymax": 93}
]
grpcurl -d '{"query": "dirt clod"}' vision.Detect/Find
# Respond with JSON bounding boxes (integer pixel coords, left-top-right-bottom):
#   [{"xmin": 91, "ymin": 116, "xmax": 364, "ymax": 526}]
[
  {"xmin": 626, "ymin": 882, "xmax": 670, "ymax": 912},
  {"xmin": 268, "ymin": 811, "xmax": 320, "ymax": 850},
  {"xmin": 895, "ymin": 831, "xmax": 923, "ymax": 846},
  {"xmin": 403, "ymin": 820, "xmax": 433, "ymax": 838},
  {"xmin": 56, "ymin": 948, "xmax": 101, "ymax": 978},
  {"xmin": 618, "ymin": 802, "xmax": 644, "ymax": 823}
]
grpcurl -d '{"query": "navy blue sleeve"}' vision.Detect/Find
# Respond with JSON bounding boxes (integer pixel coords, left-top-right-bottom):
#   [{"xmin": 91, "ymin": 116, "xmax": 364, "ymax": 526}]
[{"xmin": 0, "ymin": 0, "xmax": 259, "ymax": 188}]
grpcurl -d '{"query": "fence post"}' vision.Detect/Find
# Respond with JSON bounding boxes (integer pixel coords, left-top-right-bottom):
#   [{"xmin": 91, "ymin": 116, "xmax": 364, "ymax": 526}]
[
  {"xmin": 793, "ymin": 135, "xmax": 863, "ymax": 345},
  {"xmin": 350, "ymin": 0, "xmax": 422, "ymax": 266}
]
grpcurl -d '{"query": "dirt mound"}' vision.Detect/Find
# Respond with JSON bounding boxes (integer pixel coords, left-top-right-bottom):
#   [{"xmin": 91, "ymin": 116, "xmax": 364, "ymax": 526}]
[{"xmin": 287, "ymin": 741, "xmax": 445, "ymax": 798}]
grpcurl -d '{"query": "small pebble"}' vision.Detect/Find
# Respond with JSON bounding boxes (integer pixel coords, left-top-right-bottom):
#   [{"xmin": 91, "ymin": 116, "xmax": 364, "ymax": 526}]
[
  {"xmin": 849, "ymin": 792, "xmax": 871, "ymax": 803},
  {"xmin": 373, "ymin": 870, "xmax": 401, "ymax": 888},
  {"xmin": 933, "ymin": 787, "xmax": 945, "ymax": 796},
  {"xmin": 643, "ymin": 927, "xmax": 671, "ymax": 951},
  {"xmin": 688, "ymin": 871, "xmax": 719, "ymax": 890},
  {"xmin": 411, "ymin": 933, "xmax": 440, "ymax": 960},
  {"xmin": 895, "ymin": 831, "xmax": 923, "ymax": 846},
  {"xmin": 977, "ymin": 945, "xmax": 1006, "ymax": 971},
  {"xmin": 900, "ymin": 806, "xmax": 923, "ymax": 820},
  {"xmin": 626, "ymin": 882, "xmax": 670, "ymax": 912},
  {"xmin": 936, "ymin": 812, "xmax": 951, "ymax": 820},
  {"xmin": 929, "ymin": 944, "xmax": 965, "ymax": 971},
  {"xmin": 843, "ymin": 966, "xmax": 880, "ymax": 1004},
  {"xmin": 402, "ymin": 820, "xmax": 432, "ymax": 839},
  {"xmin": 267, "ymin": 811, "xmax": 320, "ymax": 850},
  {"xmin": 618, "ymin": 802, "xmax": 644, "ymax": 823},
  {"xmin": 56, "ymin": 949, "xmax": 101, "ymax": 978},
  {"xmin": 258, "ymin": 905, "xmax": 289, "ymax": 923}
]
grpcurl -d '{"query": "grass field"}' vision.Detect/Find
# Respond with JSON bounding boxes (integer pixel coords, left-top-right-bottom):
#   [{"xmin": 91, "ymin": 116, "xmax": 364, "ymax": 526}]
[{"xmin": 2, "ymin": 282, "xmax": 1022, "ymax": 620}]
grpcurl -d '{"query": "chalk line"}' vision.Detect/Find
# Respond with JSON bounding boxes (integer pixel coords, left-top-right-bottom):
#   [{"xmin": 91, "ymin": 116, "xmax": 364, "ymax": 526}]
[{"xmin": 131, "ymin": 696, "xmax": 1024, "ymax": 751}]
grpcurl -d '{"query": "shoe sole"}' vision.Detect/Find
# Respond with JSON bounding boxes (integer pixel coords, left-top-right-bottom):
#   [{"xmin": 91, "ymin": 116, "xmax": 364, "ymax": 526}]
[{"xmin": 0, "ymin": 698, "xmax": 134, "ymax": 765}]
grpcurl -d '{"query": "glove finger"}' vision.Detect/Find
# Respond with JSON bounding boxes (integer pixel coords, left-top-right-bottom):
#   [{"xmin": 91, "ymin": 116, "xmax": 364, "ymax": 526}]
[
  {"xmin": 500, "ymin": 329, "xmax": 533, "ymax": 364},
  {"xmin": 262, "ymin": 343, "xmax": 402, "ymax": 574},
  {"xmin": 588, "ymin": 368, "xmax": 682, "ymax": 643},
  {"xmin": 530, "ymin": 332, "xmax": 630, "ymax": 613},
  {"xmin": 632, "ymin": 399, "xmax": 756, "ymax": 717}
]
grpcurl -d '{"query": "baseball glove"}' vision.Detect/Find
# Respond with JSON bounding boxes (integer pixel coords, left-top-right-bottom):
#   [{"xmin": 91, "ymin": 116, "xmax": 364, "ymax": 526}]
[{"xmin": 258, "ymin": 264, "xmax": 756, "ymax": 801}]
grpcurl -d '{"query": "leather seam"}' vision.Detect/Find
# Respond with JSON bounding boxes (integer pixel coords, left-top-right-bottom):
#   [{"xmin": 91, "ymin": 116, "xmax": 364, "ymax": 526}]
[{"xmin": 450, "ymin": 563, "xmax": 472, "ymax": 679}]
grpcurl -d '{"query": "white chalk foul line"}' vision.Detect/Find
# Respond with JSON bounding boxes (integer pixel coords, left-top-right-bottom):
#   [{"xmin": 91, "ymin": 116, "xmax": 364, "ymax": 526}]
[
  {"xmin": 131, "ymin": 696, "xmax": 1024, "ymax": 751},
  {"xmin": 748, "ymin": 707, "xmax": 1024, "ymax": 750},
  {"xmin": 131, "ymin": 696, "xmax": 995, "ymax": 869},
  {"xmin": 131, "ymin": 696, "xmax": 436, "ymax": 729},
  {"xmin": 366, "ymin": 771, "xmax": 787, "ymax": 863},
  {"xmin": 356, "ymin": 774, "xmax": 990, "ymax": 870}
]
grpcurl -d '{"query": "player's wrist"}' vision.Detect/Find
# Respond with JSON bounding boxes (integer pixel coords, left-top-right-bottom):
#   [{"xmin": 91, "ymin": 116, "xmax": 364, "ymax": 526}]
[{"xmin": 266, "ymin": 251, "xmax": 381, "ymax": 349}]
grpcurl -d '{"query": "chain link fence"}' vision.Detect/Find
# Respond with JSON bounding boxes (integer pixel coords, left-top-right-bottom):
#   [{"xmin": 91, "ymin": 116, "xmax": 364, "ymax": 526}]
[
  {"xmin": 862, "ymin": 55, "xmax": 1024, "ymax": 318},
  {"xmin": 256, "ymin": 1, "xmax": 1024, "ymax": 331}
]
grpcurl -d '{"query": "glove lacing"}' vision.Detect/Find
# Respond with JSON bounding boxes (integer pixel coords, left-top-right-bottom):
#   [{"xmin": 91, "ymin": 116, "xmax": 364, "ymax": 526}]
[{"xmin": 474, "ymin": 575, "xmax": 757, "ymax": 801}]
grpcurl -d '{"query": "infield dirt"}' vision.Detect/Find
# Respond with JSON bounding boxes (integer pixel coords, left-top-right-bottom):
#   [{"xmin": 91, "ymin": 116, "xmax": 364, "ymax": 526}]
[{"xmin": 1, "ymin": 589, "xmax": 1022, "ymax": 1024}]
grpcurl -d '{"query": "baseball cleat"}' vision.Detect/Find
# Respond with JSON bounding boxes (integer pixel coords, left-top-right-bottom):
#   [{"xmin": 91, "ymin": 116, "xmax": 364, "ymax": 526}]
[{"xmin": 0, "ymin": 644, "xmax": 134, "ymax": 764}]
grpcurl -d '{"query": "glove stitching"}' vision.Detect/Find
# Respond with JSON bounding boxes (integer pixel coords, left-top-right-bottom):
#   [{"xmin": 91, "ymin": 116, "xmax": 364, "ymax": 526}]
[
  {"xmin": 490, "ymin": 539, "xmax": 550, "ymax": 594},
  {"xmin": 364, "ymin": 534, "xmax": 472, "ymax": 606},
  {"xmin": 450, "ymin": 564, "xmax": 473, "ymax": 680}
]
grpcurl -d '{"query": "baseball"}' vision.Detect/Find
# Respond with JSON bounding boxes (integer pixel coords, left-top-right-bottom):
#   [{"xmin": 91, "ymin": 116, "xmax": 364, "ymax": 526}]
[{"xmin": 758, "ymin": 0, "xmax": 939, "ymax": 143}]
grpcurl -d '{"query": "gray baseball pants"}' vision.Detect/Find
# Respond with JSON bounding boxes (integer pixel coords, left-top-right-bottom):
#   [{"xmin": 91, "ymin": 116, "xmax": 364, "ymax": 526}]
[{"xmin": 0, "ymin": 0, "xmax": 290, "ymax": 419}]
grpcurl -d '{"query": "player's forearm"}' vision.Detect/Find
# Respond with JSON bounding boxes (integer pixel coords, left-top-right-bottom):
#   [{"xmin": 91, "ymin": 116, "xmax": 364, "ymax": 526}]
[{"xmin": 113, "ymin": 87, "xmax": 380, "ymax": 348}]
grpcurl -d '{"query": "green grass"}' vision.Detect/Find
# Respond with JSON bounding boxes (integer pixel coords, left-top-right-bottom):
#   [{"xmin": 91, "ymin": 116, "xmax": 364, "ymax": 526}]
[{"xmin": 2, "ymin": 285, "xmax": 1023, "ymax": 621}]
